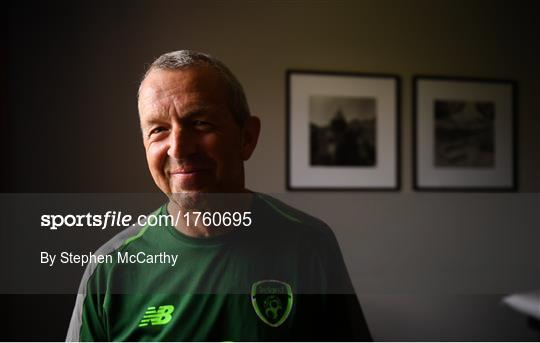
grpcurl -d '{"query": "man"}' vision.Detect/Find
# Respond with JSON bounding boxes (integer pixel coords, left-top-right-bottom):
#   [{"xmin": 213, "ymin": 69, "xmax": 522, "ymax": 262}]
[{"xmin": 66, "ymin": 50, "xmax": 371, "ymax": 341}]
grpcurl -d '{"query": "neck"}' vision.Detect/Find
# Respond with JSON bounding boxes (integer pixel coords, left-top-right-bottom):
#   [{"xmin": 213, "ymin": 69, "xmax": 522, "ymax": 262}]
[{"xmin": 167, "ymin": 190, "xmax": 253, "ymax": 239}]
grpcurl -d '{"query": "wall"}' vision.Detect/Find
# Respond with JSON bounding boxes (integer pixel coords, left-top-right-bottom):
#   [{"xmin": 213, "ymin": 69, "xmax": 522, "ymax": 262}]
[{"xmin": 6, "ymin": 0, "xmax": 540, "ymax": 340}]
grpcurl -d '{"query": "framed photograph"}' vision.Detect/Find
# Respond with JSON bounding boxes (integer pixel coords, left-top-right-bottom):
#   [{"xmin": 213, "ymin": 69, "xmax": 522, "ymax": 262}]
[
  {"xmin": 413, "ymin": 76, "xmax": 517, "ymax": 191},
  {"xmin": 286, "ymin": 70, "xmax": 400, "ymax": 190}
]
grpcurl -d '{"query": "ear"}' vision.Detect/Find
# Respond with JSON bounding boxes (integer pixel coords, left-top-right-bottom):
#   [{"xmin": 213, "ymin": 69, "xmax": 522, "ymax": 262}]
[{"xmin": 241, "ymin": 116, "xmax": 261, "ymax": 161}]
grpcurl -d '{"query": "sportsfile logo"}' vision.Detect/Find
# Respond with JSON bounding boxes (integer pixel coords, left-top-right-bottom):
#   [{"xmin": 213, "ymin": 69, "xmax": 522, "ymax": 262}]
[{"xmin": 138, "ymin": 305, "xmax": 175, "ymax": 327}]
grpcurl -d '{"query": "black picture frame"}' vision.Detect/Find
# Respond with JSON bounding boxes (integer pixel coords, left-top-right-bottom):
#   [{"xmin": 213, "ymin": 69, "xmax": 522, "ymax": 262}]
[
  {"xmin": 286, "ymin": 70, "xmax": 401, "ymax": 191},
  {"xmin": 413, "ymin": 75, "xmax": 518, "ymax": 192}
]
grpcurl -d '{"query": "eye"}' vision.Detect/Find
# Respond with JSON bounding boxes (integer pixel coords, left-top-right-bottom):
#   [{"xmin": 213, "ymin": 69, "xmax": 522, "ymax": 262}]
[
  {"xmin": 193, "ymin": 120, "xmax": 213, "ymax": 129},
  {"xmin": 148, "ymin": 127, "xmax": 167, "ymax": 137}
]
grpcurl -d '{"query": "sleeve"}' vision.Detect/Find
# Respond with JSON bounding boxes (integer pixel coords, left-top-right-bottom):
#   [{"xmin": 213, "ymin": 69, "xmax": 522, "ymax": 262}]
[
  {"xmin": 66, "ymin": 262, "xmax": 109, "ymax": 342},
  {"xmin": 65, "ymin": 222, "xmax": 147, "ymax": 341},
  {"xmin": 318, "ymin": 228, "xmax": 372, "ymax": 341}
]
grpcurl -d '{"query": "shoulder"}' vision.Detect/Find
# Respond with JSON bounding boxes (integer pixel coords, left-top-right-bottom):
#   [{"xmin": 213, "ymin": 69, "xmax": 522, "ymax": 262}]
[
  {"xmin": 253, "ymin": 192, "xmax": 337, "ymax": 243},
  {"xmin": 93, "ymin": 205, "xmax": 163, "ymax": 258},
  {"xmin": 95, "ymin": 221, "xmax": 149, "ymax": 256},
  {"xmin": 76, "ymin": 207, "xmax": 161, "ymax": 292}
]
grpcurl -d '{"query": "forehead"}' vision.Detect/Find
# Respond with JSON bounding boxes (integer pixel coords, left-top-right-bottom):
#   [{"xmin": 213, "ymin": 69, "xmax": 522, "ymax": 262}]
[{"xmin": 138, "ymin": 66, "xmax": 230, "ymax": 115}]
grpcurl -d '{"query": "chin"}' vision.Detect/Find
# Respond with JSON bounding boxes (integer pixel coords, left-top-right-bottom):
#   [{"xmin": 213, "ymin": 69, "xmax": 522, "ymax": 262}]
[{"xmin": 169, "ymin": 189, "xmax": 213, "ymax": 211}]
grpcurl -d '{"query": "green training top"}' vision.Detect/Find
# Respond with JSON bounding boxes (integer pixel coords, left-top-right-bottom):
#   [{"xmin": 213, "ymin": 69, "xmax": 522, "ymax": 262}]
[{"xmin": 66, "ymin": 193, "xmax": 371, "ymax": 341}]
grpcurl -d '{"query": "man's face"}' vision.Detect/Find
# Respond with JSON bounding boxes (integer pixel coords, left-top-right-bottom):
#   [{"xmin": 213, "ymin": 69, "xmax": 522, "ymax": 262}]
[{"xmin": 138, "ymin": 66, "xmax": 258, "ymax": 204}]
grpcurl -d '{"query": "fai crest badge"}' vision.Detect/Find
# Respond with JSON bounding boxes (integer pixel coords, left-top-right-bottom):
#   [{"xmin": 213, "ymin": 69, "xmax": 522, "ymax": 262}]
[{"xmin": 251, "ymin": 280, "xmax": 293, "ymax": 327}]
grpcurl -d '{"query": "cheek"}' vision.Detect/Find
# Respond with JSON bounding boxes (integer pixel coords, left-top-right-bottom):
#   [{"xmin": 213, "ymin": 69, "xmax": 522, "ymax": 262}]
[
  {"xmin": 146, "ymin": 141, "xmax": 168, "ymax": 177},
  {"xmin": 209, "ymin": 135, "xmax": 243, "ymax": 170},
  {"xmin": 205, "ymin": 135, "xmax": 236, "ymax": 158}
]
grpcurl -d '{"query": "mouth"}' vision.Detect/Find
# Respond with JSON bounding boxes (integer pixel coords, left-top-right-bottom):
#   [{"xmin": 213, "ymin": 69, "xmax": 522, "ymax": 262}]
[
  {"xmin": 168, "ymin": 167, "xmax": 212, "ymax": 190},
  {"xmin": 169, "ymin": 168, "xmax": 209, "ymax": 175}
]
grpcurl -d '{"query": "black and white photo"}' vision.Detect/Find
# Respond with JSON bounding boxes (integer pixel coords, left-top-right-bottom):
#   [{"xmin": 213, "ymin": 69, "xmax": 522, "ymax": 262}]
[
  {"xmin": 414, "ymin": 76, "xmax": 516, "ymax": 191},
  {"xmin": 434, "ymin": 99, "xmax": 495, "ymax": 168},
  {"xmin": 288, "ymin": 71, "xmax": 399, "ymax": 190},
  {"xmin": 309, "ymin": 96, "xmax": 376, "ymax": 167}
]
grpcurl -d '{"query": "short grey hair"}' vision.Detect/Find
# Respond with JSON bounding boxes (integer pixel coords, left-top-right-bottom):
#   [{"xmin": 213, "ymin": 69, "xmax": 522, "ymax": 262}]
[{"xmin": 140, "ymin": 50, "xmax": 251, "ymax": 126}]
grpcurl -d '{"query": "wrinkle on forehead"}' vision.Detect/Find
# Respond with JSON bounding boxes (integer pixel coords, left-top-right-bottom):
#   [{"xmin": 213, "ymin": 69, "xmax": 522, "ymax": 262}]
[
  {"xmin": 138, "ymin": 72, "xmax": 189, "ymax": 114},
  {"xmin": 139, "ymin": 77, "xmax": 188, "ymax": 104},
  {"xmin": 138, "ymin": 67, "xmax": 229, "ymax": 120},
  {"xmin": 143, "ymin": 103, "xmax": 216, "ymax": 127}
]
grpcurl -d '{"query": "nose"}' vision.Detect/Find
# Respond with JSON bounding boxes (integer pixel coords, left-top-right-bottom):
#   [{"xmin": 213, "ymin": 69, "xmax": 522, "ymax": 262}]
[{"xmin": 167, "ymin": 126, "xmax": 197, "ymax": 160}]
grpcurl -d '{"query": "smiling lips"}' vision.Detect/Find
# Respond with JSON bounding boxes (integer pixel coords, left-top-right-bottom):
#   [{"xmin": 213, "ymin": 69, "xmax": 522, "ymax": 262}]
[
  {"xmin": 169, "ymin": 167, "xmax": 208, "ymax": 174},
  {"xmin": 168, "ymin": 166, "xmax": 212, "ymax": 189},
  {"xmin": 167, "ymin": 155, "xmax": 216, "ymax": 189}
]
